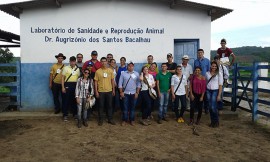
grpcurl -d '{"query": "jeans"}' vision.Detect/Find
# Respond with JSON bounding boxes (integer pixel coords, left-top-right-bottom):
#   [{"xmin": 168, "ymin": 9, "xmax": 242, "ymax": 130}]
[
  {"xmin": 174, "ymin": 95, "xmax": 187, "ymax": 119},
  {"xmin": 217, "ymin": 86, "xmax": 224, "ymax": 110},
  {"xmin": 62, "ymin": 82, "xmax": 77, "ymax": 117},
  {"xmin": 141, "ymin": 90, "xmax": 151, "ymax": 119},
  {"xmin": 51, "ymin": 82, "xmax": 62, "ymax": 111},
  {"xmin": 122, "ymin": 94, "xmax": 137, "ymax": 122},
  {"xmin": 98, "ymin": 92, "xmax": 113, "ymax": 122},
  {"xmin": 206, "ymin": 89, "xmax": 219, "ymax": 123},
  {"xmin": 190, "ymin": 93, "xmax": 203, "ymax": 120},
  {"xmin": 77, "ymin": 98, "xmax": 87, "ymax": 120},
  {"xmin": 158, "ymin": 92, "xmax": 169, "ymax": 119}
]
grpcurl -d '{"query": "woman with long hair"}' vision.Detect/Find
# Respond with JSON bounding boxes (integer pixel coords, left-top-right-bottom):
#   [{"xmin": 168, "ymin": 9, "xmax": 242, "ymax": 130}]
[
  {"xmin": 189, "ymin": 66, "xmax": 206, "ymax": 125},
  {"xmin": 171, "ymin": 65, "xmax": 188, "ymax": 123},
  {"xmin": 139, "ymin": 66, "xmax": 155, "ymax": 126},
  {"xmin": 205, "ymin": 61, "xmax": 223, "ymax": 128},
  {"xmin": 75, "ymin": 69, "xmax": 94, "ymax": 128}
]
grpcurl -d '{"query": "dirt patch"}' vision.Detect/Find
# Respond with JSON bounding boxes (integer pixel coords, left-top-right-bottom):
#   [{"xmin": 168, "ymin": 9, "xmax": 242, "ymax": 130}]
[{"xmin": 0, "ymin": 111, "xmax": 270, "ymax": 162}]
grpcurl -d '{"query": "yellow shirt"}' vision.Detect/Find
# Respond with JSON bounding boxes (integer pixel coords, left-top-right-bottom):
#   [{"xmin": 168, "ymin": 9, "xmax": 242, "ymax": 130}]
[
  {"xmin": 94, "ymin": 68, "xmax": 114, "ymax": 92},
  {"xmin": 50, "ymin": 63, "xmax": 65, "ymax": 84},
  {"xmin": 62, "ymin": 65, "xmax": 80, "ymax": 82},
  {"xmin": 144, "ymin": 63, "xmax": 159, "ymax": 73}
]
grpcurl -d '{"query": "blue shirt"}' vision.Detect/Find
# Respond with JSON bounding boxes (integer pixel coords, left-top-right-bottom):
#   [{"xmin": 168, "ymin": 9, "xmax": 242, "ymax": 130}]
[
  {"xmin": 116, "ymin": 65, "xmax": 127, "ymax": 86},
  {"xmin": 194, "ymin": 57, "xmax": 210, "ymax": 76},
  {"xmin": 118, "ymin": 70, "xmax": 141, "ymax": 94}
]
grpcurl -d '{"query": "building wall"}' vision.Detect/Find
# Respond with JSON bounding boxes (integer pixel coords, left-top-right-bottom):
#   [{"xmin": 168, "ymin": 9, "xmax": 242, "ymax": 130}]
[{"xmin": 20, "ymin": 0, "xmax": 211, "ymax": 109}]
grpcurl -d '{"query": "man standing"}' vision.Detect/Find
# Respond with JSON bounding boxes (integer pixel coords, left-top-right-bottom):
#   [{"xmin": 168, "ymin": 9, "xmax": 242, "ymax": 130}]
[
  {"xmin": 144, "ymin": 55, "xmax": 159, "ymax": 73},
  {"xmin": 217, "ymin": 38, "xmax": 236, "ymax": 68},
  {"xmin": 156, "ymin": 63, "xmax": 172, "ymax": 124},
  {"xmin": 194, "ymin": 49, "xmax": 210, "ymax": 114},
  {"xmin": 180, "ymin": 55, "xmax": 193, "ymax": 110},
  {"xmin": 61, "ymin": 56, "xmax": 80, "ymax": 121},
  {"xmin": 76, "ymin": 53, "xmax": 84, "ymax": 73},
  {"xmin": 82, "ymin": 50, "xmax": 102, "ymax": 79},
  {"xmin": 166, "ymin": 53, "xmax": 177, "ymax": 74},
  {"xmin": 94, "ymin": 57, "xmax": 116, "ymax": 126},
  {"xmin": 49, "ymin": 53, "xmax": 66, "ymax": 114},
  {"xmin": 118, "ymin": 61, "xmax": 141, "ymax": 126}
]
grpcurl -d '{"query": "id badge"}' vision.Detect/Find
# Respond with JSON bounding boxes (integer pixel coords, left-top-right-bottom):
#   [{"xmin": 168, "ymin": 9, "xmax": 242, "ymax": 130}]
[
  {"xmin": 103, "ymin": 73, "xmax": 108, "ymax": 78},
  {"xmin": 56, "ymin": 69, "xmax": 61, "ymax": 74},
  {"xmin": 131, "ymin": 73, "xmax": 136, "ymax": 79},
  {"xmin": 222, "ymin": 53, "xmax": 225, "ymax": 58},
  {"xmin": 72, "ymin": 71, "xmax": 76, "ymax": 75}
]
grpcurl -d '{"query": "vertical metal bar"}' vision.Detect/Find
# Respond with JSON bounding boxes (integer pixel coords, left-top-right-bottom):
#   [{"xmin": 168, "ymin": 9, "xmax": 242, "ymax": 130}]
[
  {"xmin": 252, "ymin": 62, "xmax": 258, "ymax": 122},
  {"xmin": 231, "ymin": 63, "xmax": 238, "ymax": 111},
  {"xmin": 16, "ymin": 60, "xmax": 21, "ymax": 109}
]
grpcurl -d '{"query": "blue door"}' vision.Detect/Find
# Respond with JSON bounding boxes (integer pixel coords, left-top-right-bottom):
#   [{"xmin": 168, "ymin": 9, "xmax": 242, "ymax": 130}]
[{"xmin": 174, "ymin": 40, "xmax": 199, "ymax": 68}]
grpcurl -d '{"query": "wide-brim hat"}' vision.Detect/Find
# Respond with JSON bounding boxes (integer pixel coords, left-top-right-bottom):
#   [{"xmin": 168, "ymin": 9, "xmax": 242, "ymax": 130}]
[{"xmin": 55, "ymin": 53, "xmax": 66, "ymax": 60}]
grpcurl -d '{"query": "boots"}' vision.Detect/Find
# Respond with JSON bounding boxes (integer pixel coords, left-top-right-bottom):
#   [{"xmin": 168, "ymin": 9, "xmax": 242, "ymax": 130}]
[
  {"xmin": 77, "ymin": 120, "xmax": 82, "ymax": 128},
  {"xmin": 83, "ymin": 120, "xmax": 88, "ymax": 127},
  {"xmin": 195, "ymin": 117, "xmax": 201, "ymax": 125},
  {"xmin": 188, "ymin": 119, "xmax": 193, "ymax": 126}
]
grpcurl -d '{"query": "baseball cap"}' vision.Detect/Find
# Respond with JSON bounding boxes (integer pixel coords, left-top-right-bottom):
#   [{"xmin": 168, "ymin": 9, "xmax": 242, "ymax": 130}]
[
  {"xmin": 88, "ymin": 61, "xmax": 94, "ymax": 66},
  {"xmin": 167, "ymin": 53, "xmax": 173, "ymax": 57},
  {"xmin": 128, "ymin": 61, "xmax": 134, "ymax": 65},
  {"xmin": 91, "ymin": 50, "xmax": 98, "ymax": 55},
  {"xmin": 182, "ymin": 55, "xmax": 189, "ymax": 60}
]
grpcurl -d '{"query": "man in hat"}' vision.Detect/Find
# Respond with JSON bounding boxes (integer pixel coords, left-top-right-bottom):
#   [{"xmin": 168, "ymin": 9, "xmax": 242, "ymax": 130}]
[
  {"xmin": 94, "ymin": 57, "xmax": 116, "ymax": 126},
  {"xmin": 180, "ymin": 55, "xmax": 193, "ymax": 110},
  {"xmin": 118, "ymin": 61, "xmax": 141, "ymax": 126},
  {"xmin": 61, "ymin": 56, "xmax": 80, "ymax": 121},
  {"xmin": 166, "ymin": 53, "xmax": 177, "ymax": 75},
  {"xmin": 216, "ymin": 38, "xmax": 236, "ymax": 68},
  {"xmin": 49, "ymin": 53, "xmax": 66, "ymax": 114},
  {"xmin": 82, "ymin": 50, "xmax": 102, "ymax": 79}
]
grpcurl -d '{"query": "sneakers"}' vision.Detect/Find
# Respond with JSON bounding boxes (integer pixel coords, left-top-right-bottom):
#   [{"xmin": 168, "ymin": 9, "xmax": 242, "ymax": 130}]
[
  {"xmin": 177, "ymin": 117, "xmax": 185, "ymax": 123},
  {"xmin": 108, "ymin": 120, "xmax": 116, "ymax": 125},
  {"xmin": 77, "ymin": 120, "xmax": 82, "ymax": 128},
  {"xmin": 54, "ymin": 109, "xmax": 61, "ymax": 114},
  {"xmin": 121, "ymin": 121, "xmax": 127, "ymax": 126},
  {"xmin": 98, "ymin": 120, "xmax": 103, "ymax": 126},
  {"xmin": 140, "ymin": 119, "xmax": 149, "ymax": 126},
  {"xmin": 63, "ymin": 116, "xmax": 68, "ymax": 122},
  {"xmin": 83, "ymin": 121, "xmax": 88, "ymax": 127},
  {"xmin": 188, "ymin": 119, "xmax": 194, "ymax": 126},
  {"xmin": 162, "ymin": 117, "xmax": 169, "ymax": 122},
  {"xmin": 130, "ymin": 121, "xmax": 135, "ymax": 126},
  {"xmin": 157, "ymin": 119, "xmax": 162, "ymax": 124}
]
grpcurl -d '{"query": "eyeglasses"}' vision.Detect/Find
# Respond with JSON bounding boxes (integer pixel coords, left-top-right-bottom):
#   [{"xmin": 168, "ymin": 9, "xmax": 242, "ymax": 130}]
[
  {"xmin": 177, "ymin": 69, "xmax": 182, "ymax": 70},
  {"xmin": 107, "ymin": 57, "xmax": 112, "ymax": 59},
  {"xmin": 84, "ymin": 72, "xmax": 89, "ymax": 74},
  {"xmin": 77, "ymin": 57, "xmax": 83, "ymax": 58}
]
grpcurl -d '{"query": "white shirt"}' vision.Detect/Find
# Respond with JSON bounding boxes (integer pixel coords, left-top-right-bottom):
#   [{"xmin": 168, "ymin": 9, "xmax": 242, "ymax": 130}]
[
  {"xmin": 206, "ymin": 72, "xmax": 223, "ymax": 90},
  {"xmin": 171, "ymin": 74, "xmax": 187, "ymax": 95},
  {"xmin": 181, "ymin": 63, "xmax": 193, "ymax": 79},
  {"xmin": 141, "ymin": 74, "xmax": 155, "ymax": 91}
]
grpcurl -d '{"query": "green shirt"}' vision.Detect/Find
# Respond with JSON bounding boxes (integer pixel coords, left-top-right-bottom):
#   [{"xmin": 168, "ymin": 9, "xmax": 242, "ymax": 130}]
[{"xmin": 156, "ymin": 72, "xmax": 172, "ymax": 92}]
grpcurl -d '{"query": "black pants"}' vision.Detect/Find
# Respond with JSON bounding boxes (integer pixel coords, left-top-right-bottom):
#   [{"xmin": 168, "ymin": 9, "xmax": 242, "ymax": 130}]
[
  {"xmin": 174, "ymin": 95, "xmax": 187, "ymax": 118},
  {"xmin": 62, "ymin": 82, "xmax": 77, "ymax": 117},
  {"xmin": 98, "ymin": 92, "xmax": 113, "ymax": 122},
  {"xmin": 190, "ymin": 93, "xmax": 203, "ymax": 120},
  {"xmin": 51, "ymin": 82, "xmax": 62, "ymax": 111}
]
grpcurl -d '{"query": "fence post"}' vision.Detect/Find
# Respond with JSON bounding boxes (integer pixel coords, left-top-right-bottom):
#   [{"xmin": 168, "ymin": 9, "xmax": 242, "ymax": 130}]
[
  {"xmin": 231, "ymin": 63, "xmax": 238, "ymax": 111},
  {"xmin": 16, "ymin": 60, "xmax": 21, "ymax": 109},
  {"xmin": 252, "ymin": 62, "xmax": 259, "ymax": 122}
]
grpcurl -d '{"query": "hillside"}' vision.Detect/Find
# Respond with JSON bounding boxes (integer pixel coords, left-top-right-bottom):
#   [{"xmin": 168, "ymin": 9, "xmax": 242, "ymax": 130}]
[{"xmin": 211, "ymin": 46, "xmax": 270, "ymax": 63}]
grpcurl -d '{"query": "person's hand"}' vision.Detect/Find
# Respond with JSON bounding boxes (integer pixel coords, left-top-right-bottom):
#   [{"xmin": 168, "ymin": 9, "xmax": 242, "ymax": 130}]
[
  {"xmin": 49, "ymin": 83, "xmax": 52, "ymax": 89},
  {"xmin": 159, "ymin": 93, "xmax": 161, "ymax": 98},
  {"xmin": 190, "ymin": 94, "xmax": 195, "ymax": 101},
  {"xmin": 199, "ymin": 96, "xmax": 204, "ymax": 102},
  {"xmin": 95, "ymin": 92, "xmax": 99, "ymax": 98},
  {"xmin": 112, "ymin": 91, "xmax": 115, "ymax": 96},
  {"xmin": 172, "ymin": 94, "xmax": 175, "ymax": 101},
  {"xmin": 217, "ymin": 95, "xmax": 221, "ymax": 101},
  {"xmin": 62, "ymin": 87, "xmax": 66, "ymax": 93},
  {"xmin": 135, "ymin": 92, "xmax": 139, "ymax": 99},
  {"xmin": 76, "ymin": 98, "xmax": 80, "ymax": 104},
  {"xmin": 120, "ymin": 92, "xmax": 125, "ymax": 98}
]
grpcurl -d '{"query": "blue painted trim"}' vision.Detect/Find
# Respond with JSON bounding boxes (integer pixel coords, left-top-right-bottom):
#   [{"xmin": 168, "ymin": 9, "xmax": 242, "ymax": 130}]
[{"xmin": 174, "ymin": 39, "xmax": 200, "ymax": 49}]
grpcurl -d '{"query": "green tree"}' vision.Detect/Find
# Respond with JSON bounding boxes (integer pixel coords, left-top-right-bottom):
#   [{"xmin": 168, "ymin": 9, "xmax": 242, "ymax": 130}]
[
  {"xmin": 0, "ymin": 48, "xmax": 14, "ymax": 63},
  {"xmin": 0, "ymin": 48, "xmax": 15, "ymax": 83}
]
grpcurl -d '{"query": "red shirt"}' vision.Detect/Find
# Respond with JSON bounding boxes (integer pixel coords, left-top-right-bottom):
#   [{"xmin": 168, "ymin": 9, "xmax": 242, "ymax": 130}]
[
  {"xmin": 191, "ymin": 75, "xmax": 206, "ymax": 94},
  {"xmin": 217, "ymin": 47, "xmax": 233, "ymax": 58},
  {"xmin": 82, "ymin": 59, "xmax": 102, "ymax": 73}
]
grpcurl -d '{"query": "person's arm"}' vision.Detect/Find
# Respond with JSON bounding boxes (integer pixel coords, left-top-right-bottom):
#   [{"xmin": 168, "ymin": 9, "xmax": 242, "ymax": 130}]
[
  {"xmin": 61, "ymin": 75, "xmax": 66, "ymax": 93},
  {"xmin": 94, "ymin": 80, "xmax": 99, "ymax": 98},
  {"xmin": 49, "ymin": 73, "xmax": 53, "ymax": 89},
  {"xmin": 156, "ymin": 80, "xmax": 161, "ymax": 98},
  {"xmin": 75, "ymin": 79, "xmax": 80, "ymax": 104},
  {"xmin": 230, "ymin": 53, "xmax": 236, "ymax": 66}
]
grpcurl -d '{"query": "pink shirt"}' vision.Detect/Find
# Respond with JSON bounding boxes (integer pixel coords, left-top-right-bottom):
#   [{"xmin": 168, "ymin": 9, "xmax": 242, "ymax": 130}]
[
  {"xmin": 191, "ymin": 75, "xmax": 206, "ymax": 94},
  {"xmin": 149, "ymin": 71, "xmax": 158, "ymax": 80}
]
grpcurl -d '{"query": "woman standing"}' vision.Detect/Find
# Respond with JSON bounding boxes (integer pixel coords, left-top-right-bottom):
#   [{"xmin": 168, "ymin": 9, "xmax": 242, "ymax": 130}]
[
  {"xmin": 171, "ymin": 66, "xmax": 188, "ymax": 123},
  {"xmin": 140, "ymin": 66, "xmax": 155, "ymax": 126},
  {"xmin": 109, "ymin": 59, "xmax": 118, "ymax": 113},
  {"xmin": 148, "ymin": 62, "xmax": 158, "ymax": 80},
  {"xmin": 189, "ymin": 66, "xmax": 206, "ymax": 125},
  {"xmin": 75, "ymin": 69, "xmax": 94, "ymax": 128},
  {"xmin": 206, "ymin": 61, "xmax": 223, "ymax": 128}
]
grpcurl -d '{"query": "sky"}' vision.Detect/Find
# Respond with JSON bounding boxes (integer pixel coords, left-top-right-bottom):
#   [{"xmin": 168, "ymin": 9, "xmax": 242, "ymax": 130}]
[{"xmin": 0, "ymin": 0, "xmax": 270, "ymax": 56}]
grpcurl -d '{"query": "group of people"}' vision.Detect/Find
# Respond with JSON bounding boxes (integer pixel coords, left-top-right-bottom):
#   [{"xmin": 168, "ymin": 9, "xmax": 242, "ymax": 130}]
[{"xmin": 49, "ymin": 38, "xmax": 235, "ymax": 128}]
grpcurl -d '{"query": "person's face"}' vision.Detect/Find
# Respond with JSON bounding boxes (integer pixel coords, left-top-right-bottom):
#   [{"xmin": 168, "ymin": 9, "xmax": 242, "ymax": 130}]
[
  {"xmin": 87, "ymin": 66, "xmax": 92, "ymax": 71},
  {"xmin": 127, "ymin": 64, "xmax": 134, "ymax": 72},
  {"xmin": 143, "ymin": 67, "xmax": 149, "ymax": 74},
  {"xmin": 120, "ymin": 58, "xmax": 126, "ymax": 65},
  {"xmin": 70, "ymin": 60, "xmax": 76, "ymax": 67},
  {"xmin": 77, "ymin": 55, "xmax": 83, "ymax": 63},
  {"xmin": 161, "ymin": 64, "xmax": 168, "ymax": 71},
  {"xmin": 211, "ymin": 63, "xmax": 218, "ymax": 71},
  {"xmin": 221, "ymin": 42, "xmax": 226, "ymax": 48},
  {"xmin": 197, "ymin": 51, "xmax": 204, "ymax": 59},
  {"xmin": 182, "ymin": 59, "xmax": 189, "ymax": 64},
  {"xmin": 101, "ymin": 59, "xmax": 107, "ymax": 67},
  {"xmin": 91, "ymin": 54, "xmax": 98, "ymax": 60},
  {"xmin": 194, "ymin": 68, "xmax": 201, "ymax": 75},
  {"xmin": 107, "ymin": 55, "xmax": 113, "ymax": 62},
  {"xmin": 57, "ymin": 57, "xmax": 64, "ymax": 63},
  {"xmin": 110, "ymin": 59, "xmax": 116, "ymax": 66},
  {"xmin": 147, "ymin": 56, "xmax": 153, "ymax": 64},
  {"xmin": 167, "ymin": 56, "xmax": 173, "ymax": 62},
  {"xmin": 176, "ymin": 67, "xmax": 182, "ymax": 74},
  {"xmin": 84, "ymin": 70, "xmax": 90, "ymax": 77},
  {"xmin": 150, "ymin": 64, "xmax": 157, "ymax": 71}
]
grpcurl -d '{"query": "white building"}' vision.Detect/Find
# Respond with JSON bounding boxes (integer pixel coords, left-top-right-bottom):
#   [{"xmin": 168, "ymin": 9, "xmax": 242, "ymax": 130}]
[{"xmin": 0, "ymin": 0, "xmax": 232, "ymax": 110}]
